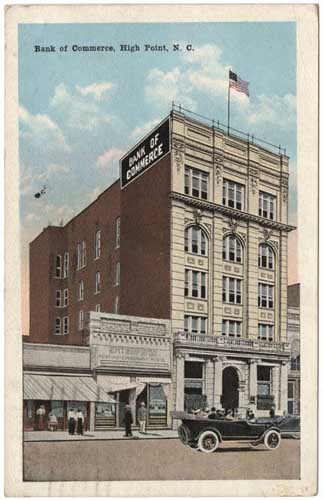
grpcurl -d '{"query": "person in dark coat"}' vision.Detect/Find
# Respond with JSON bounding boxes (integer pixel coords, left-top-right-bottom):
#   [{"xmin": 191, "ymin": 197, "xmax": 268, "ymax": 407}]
[
  {"xmin": 124, "ymin": 405, "xmax": 133, "ymax": 437},
  {"xmin": 269, "ymin": 406, "xmax": 276, "ymax": 418},
  {"xmin": 207, "ymin": 407, "xmax": 217, "ymax": 419}
]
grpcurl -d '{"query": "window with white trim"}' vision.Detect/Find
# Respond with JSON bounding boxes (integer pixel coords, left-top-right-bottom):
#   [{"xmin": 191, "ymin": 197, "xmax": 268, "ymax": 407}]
[
  {"xmin": 79, "ymin": 310, "xmax": 84, "ymax": 330},
  {"xmin": 222, "ymin": 320, "xmax": 242, "ymax": 337},
  {"xmin": 223, "ymin": 180, "xmax": 244, "ymax": 210},
  {"xmin": 116, "ymin": 217, "xmax": 120, "ymax": 248},
  {"xmin": 222, "ymin": 277, "xmax": 242, "ymax": 304},
  {"xmin": 55, "ymin": 290, "xmax": 62, "ymax": 308},
  {"xmin": 55, "ymin": 255, "xmax": 62, "ymax": 278},
  {"xmin": 54, "ymin": 317, "xmax": 61, "ymax": 335},
  {"xmin": 184, "ymin": 315, "xmax": 207, "ymax": 335},
  {"xmin": 185, "ymin": 226, "xmax": 208, "ymax": 256},
  {"xmin": 77, "ymin": 241, "xmax": 87, "ymax": 269},
  {"xmin": 95, "ymin": 230, "xmax": 101, "ymax": 259},
  {"xmin": 258, "ymin": 323, "xmax": 274, "ymax": 342},
  {"xmin": 259, "ymin": 192, "xmax": 276, "ymax": 220},
  {"xmin": 95, "ymin": 304, "xmax": 101, "ymax": 312},
  {"xmin": 78, "ymin": 280, "xmax": 84, "ymax": 301},
  {"xmin": 223, "ymin": 235, "xmax": 242, "ymax": 263},
  {"xmin": 63, "ymin": 316, "xmax": 69, "ymax": 335},
  {"xmin": 185, "ymin": 270, "xmax": 207, "ymax": 299},
  {"xmin": 258, "ymin": 244, "xmax": 274, "ymax": 269},
  {"xmin": 95, "ymin": 271, "xmax": 101, "ymax": 294},
  {"xmin": 184, "ymin": 167, "xmax": 208, "ymax": 200},
  {"xmin": 258, "ymin": 283, "xmax": 274, "ymax": 308},
  {"xmin": 114, "ymin": 296, "xmax": 119, "ymax": 314},
  {"xmin": 115, "ymin": 262, "xmax": 120, "ymax": 286},
  {"xmin": 63, "ymin": 288, "xmax": 69, "ymax": 307},
  {"xmin": 63, "ymin": 252, "xmax": 69, "ymax": 278}
]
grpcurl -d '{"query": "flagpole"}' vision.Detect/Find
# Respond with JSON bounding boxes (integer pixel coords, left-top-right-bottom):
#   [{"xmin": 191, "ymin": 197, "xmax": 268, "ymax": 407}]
[{"xmin": 227, "ymin": 76, "xmax": 231, "ymax": 135}]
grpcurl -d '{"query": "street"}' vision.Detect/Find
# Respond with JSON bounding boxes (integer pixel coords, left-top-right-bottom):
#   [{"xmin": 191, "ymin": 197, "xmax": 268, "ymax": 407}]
[{"xmin": 24, "ymin": 438, "xmax": 300, "ymax": 481}]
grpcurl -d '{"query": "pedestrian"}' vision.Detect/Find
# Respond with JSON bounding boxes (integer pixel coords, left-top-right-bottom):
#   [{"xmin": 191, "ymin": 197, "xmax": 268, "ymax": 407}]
[
  {"xmin": 225, "ymin": 409, "xmax": 234, "ymax": 420},
  {"xmin": 138, "ymin": 402, "xmax": 147, "ymax": 433},
  {"xmin": 76, "ymin": 408, "xmax": 84, "ymax": 435},
  {"xmin": 269, "ymin": 406, "xmax": 276, "ymax": 418},
  {"xmin": 48, "ymin": 412, "xmax": 58, "ymax": 431},
  {"xmin": 36, "ymin": 405, "xmax": 46, "ymax": 431},
  {"xmin": 124, "ymin": 404, "xmax": 133, "ymax": 437},
  {"xmin": 67, "ymin": 408, "xmax": 76, "ymax": 435}
]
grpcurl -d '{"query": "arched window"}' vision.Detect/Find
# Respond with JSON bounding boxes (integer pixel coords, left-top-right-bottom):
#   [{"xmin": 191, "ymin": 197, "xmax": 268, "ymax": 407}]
[
  {"xmin": 258, "ymin": 244, "xmax": 274, "ymax": 269},
  {"xmin": 222, "ymin": 235, "xmax": 242, "ymax": 263},
  {"xmin": 184, "ymin": 226, "xmax": 207, "ymax": 256}
]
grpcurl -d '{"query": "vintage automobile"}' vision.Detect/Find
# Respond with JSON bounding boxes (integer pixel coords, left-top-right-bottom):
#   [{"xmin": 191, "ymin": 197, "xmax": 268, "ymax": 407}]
[{"xmin": 171, "ymin": 411, "xmax": 299, "ymax": 453}]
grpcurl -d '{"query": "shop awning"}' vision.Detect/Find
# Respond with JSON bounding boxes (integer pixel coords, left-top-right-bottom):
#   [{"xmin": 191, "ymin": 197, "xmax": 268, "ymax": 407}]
[
  {"xmin": 98, "ymin": 379, "xmax": 145, "ymax": 393},
  {"xmin": 24, "ymin": 374, "xmax": 116, "ymax": 403}
]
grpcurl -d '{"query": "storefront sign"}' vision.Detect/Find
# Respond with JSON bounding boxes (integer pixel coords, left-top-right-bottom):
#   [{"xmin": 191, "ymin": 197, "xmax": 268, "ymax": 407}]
[{"xmin": 120, "ymin": 118, "xmax": 170, "ymax": 188}]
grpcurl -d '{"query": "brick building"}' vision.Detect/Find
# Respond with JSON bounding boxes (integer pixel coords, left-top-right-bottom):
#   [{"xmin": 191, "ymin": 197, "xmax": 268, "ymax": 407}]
[
  {"xmin": 26, "ymin": 108, "xmax": 295, "ymax": 421},
  {"xmin": 287, "ymin": 283, "xmax": 300, "ymax": 415}
]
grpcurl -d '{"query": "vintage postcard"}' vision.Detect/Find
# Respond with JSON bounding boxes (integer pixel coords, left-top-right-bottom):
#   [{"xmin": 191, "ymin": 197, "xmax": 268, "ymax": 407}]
[{"xmin": 5, "ymin": 3, "xmax": 318, "ymax": 497}]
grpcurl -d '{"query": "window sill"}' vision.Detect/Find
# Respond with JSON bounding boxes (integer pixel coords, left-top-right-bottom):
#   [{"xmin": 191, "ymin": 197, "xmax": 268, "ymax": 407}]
[
  {"xmin": 94, "ymin": 290, "xmax": 101, "ymax": 295},
  {"xmin": 258, "ymin": 306, "xmax": 275, "ymax": 311},
  {"xmin": 52, "ymin": 332, "xmax": 69, "ymax": 336},
  {"xmin": 185, "ymin": 296, "xmax": 208, "ymax": 301},
  {"xmin": 94, "ymin": 256, "xmax": 100, "ymax": 261},
  {"xmin": 223, "ymin": 301, "xmax": 243, "ymax": 306},
  {"xmin": 259, "ymin": 266, "xmax": 275, "ymax": 271}
]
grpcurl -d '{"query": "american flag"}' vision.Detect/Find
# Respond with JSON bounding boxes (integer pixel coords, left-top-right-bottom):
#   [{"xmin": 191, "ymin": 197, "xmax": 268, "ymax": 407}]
[{"xmin": 229, "ymin": 70, "xmax": 249, "ymax": 97}]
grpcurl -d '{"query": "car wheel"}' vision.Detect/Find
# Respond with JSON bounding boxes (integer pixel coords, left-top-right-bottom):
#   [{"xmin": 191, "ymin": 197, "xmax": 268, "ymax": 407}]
[
  {"xmin": 198, "ymin": 430, "xmax": 219, "ymax": 453},
  {"xmin": 189, "ymin": 444, "xmax": 200, "ymax": 452},
  {"xmin": 264, "ymin": 430, "xmax": 281, "ymax": 450},
  {"xmin": 178, "ymin": 424, "xmax": 190, "ymax": 445}
]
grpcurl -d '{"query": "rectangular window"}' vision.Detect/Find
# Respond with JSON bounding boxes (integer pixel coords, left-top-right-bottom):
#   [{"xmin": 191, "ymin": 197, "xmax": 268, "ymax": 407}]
[
  {"xmin": 77, "ymin": 242, "xmax": 87, "ymax": 269},
  {"xmin": 82, "ymin": 241, "xmax": 86, "ymax": 267},
  {"xmin": 116, "ymin": 217, "xmax": 121, "ymax": 248},
  {"xmin": 114, "ymin": 296, "xmax": 119, "ymax": 314},
  {"xmin": 223, "ymin": 180, "xmax": 245, "ymax": 210},
  {"xmin": 54, "ymin": 317, "xmax": 61, "ymax": 335},
  {"xmin": 184, "ymin": 167, "xmax": 209, "ymax": 200},
  {"xmin": 95, "ymin": 271, "xmax": 101, "ymax": 294},
  {"xmin": 95, "ymin": 304, "xmax": 101, "ymax": 312},
  {"xmin": 63, "ymin": 288, "xmax": 69, "ymax": 307},
  {"xmin": 63, "ymin": 252, "xmax": 69, "ymax": 278},
  {"xmin": 55, "ymin": 255, "xmax": 62, "ymax": 278},
  {"xmin": 258, "ymin": 283, "xmax": 274, "ymax": 309},
  {"xmin": 184, "ymin": 315, "xmax": 208, "ymax": 335},
  {"xmin": 222, "ymin": 320, "xmax": 242, "ymax": 337},
  {"xmin": 259, "ymin": 192, "xmax": 276, "ymax": 220},
  {"xmin": 258, "ymin": 323, "xmax": 274, "ymax": 342},
  {"xmin": 79, "ymin": 310, "xmax": 84, "ymax": 330},
  {"xmin": 55, "ymin": 290, "xmax": 62, "ymax": 308},
  {"xmin": 78, "ymin": 280, "xmax": 84, "ymax": 301},
  {"xmin": 184, "ymin": 270, "xmax": 208, "ymax": 299},
  {"xmin": 95, "ymin": 230, "xmax": 101, "ymax": 259},
  {"xmin": 222, "ymin": 276, "xmax": 242, "ymax": 304},
  {"xmin": 115, "ymin": 262, "xmax": 120, "ymax": 286},
  {"xmin": 62, "ymin": 316, "xmax": 69, "ymax": 335}
]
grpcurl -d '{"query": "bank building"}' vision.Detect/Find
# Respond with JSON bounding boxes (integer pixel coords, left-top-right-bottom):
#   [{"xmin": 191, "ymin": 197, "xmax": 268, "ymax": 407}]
[{"xmin": 23, "ymin": 106, "xmax": 295, "ymax": 431}]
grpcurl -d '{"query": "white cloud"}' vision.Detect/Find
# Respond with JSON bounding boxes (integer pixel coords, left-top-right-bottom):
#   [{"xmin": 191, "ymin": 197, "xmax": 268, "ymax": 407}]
[
  {"xmin": 96, "ymin": 148, "xmax": 124, "ymax": 168},
  {"xmin": 50, "ymin": 83, "xmax": 113, "ymax": 131},
  {"xmin": 19, "ymin": 105, "xmax": 71, "ymax": 152},
  {"xmin": 76, "ymin": 82, "xmax": 114, "ymax": 101},
  {"xmin": 88, "ymin": 186, "xmax": 103, "ymax": 202},
  {"xmin": 47, "ymin": 163, "xmax": 69, "ymax": 175},
  {"xmin": 25, "ymin": 212, "xmax": 41, "ymax": 223},
  {"xmin": 145, "ymin": 67, "xmax": 196, "ymax": 110},
  {"xmin": 246, "ymin": 94, "xmax": 296, "ymax": 126},
  {"xmin": 130, "ymin": 118, "xmax": 161, "ymax": 140}
]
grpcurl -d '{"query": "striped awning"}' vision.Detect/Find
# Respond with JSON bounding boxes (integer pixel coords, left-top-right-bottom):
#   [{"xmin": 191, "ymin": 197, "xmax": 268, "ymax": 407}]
[
  {"xmin": 24, "ymin": 374, "xmax": 116, "ymax": 403},
  {"xmin": 98, "ymin": 379, "xmax": 145, "ymax": 393}
]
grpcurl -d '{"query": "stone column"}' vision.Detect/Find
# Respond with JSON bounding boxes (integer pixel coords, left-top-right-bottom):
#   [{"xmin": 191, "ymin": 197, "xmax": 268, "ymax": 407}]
[
  {"xmin": 248, "ymin": 359, "xmax": 258, "ymax": 411},
  {"xmin": 175, "ymin": 353, "xmax": 185, "ymax": 411},
  {"xmin": 213, "ymin": 356, "xmax": 225, "ymax": 409},
  {"xmin": 280, "ymin": 361, "xmax": 288, "ymax": 413},
  {"xmin": 89, "ymin": 401, "xmax": 95, "ymax": 431},
  {"xmin": 205, "ymin": 359, "xmax": 214, "ymax": 407}
]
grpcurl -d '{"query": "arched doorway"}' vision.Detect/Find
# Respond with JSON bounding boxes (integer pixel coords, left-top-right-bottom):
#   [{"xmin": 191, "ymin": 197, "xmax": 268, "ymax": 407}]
[{"xmin": 222, "ymin": 367, "xmax": 239, "ymax": 413}]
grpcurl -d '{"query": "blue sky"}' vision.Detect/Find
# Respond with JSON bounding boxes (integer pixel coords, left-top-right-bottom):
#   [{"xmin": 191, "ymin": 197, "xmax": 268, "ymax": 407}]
[{"xmin": 18, "ymin": 22, "xmax": 297, "ymax": 327}]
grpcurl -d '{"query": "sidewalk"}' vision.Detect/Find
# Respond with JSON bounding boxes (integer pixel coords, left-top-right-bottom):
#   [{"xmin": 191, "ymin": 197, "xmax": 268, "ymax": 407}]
[{"xmin": 24, "ymin": 429, "xmax": 178, "ymax": 442}]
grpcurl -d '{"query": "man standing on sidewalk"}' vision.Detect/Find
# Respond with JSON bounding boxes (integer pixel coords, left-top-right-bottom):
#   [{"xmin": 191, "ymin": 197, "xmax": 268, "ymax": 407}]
[
  {"xmin": 138, "ymin": 402, "xmax": 147, "ymax": 434},
  {"xmin": 124, "ymin": 405, "xmax": 133, "ymax": 437}
]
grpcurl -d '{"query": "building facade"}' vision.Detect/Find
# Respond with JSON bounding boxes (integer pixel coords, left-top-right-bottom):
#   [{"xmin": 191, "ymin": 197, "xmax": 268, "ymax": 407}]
[
  {"xmin": 287, "ymin": 283, "xmax": 300, "ymax": 415},
  {"xmin": 27, "ymin": 109, "xmax": 295, "ymax": 419}
]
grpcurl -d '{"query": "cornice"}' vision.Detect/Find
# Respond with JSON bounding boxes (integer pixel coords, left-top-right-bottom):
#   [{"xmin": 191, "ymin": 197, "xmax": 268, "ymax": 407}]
[{"xmin": 170, "ymin": 192, "xmax": 296, "ymax": 232}]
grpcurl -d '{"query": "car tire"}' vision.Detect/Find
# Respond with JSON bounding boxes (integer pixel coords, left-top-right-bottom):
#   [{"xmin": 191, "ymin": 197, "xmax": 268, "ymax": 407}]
[
  {"xmin": 264, "ymin": 430, "xmax": 281, "ymax": 450},
  {"xmin": 178, "ymin": 424, "xmax": 190, "ymax": 446},
  {"xmin": 198, "ymin": 430, "xmax": 219, "ymax": 453}
]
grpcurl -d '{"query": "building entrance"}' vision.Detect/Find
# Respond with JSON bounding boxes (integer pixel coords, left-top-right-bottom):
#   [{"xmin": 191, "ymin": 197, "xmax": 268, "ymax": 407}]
[{"xmin": 222, "ymin": 367, "xmax": 239, "ymax": 413}]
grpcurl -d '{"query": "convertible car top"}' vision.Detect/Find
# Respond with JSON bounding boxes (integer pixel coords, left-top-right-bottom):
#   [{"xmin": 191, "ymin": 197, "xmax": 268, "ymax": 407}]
[{"xmin": 171, "ymin": 411, "xmax": 300, "ymax": 453}]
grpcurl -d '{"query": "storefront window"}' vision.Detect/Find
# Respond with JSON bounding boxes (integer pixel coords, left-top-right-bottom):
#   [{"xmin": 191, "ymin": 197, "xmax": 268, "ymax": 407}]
[
  {"xmin": 67, "ymin": 401, "xmax": 87, "ymax": 416},
  {"xmin": 95, "ymin": 403, "xmax": 115, "ymax": 417},
  {"xmin": 24, "ymin": 400, "xmax": 33, "ymax": 418},
  {"xmin": 51, "ymin": 401, "xmax": 64, "ymax": 418},
  {"xmin": 148, "ymin": 384, "xmax": 167, "ymax": 423}
]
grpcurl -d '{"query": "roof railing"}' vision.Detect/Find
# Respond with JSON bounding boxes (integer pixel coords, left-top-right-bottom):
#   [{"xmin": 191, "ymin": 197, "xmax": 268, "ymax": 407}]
[{"xmin": 171, "ymin": 102, "xmax": 287, "ymax": 156}]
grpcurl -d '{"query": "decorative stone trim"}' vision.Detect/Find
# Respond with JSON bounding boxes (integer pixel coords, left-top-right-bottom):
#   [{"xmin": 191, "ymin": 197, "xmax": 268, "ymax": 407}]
[{"xmin": 170, "ymin": 191, "xmax": 296, "ymax": 232}]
